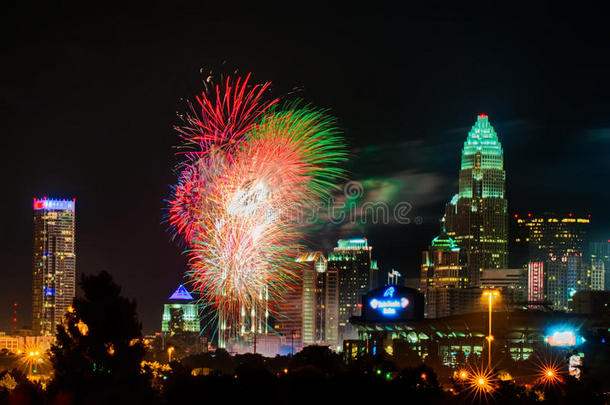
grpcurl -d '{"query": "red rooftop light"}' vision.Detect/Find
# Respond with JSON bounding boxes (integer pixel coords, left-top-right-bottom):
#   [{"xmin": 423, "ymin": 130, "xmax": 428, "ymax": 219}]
[{"xmin": 478, "ymin": 113, "xmax": 488, "ymax": 118}]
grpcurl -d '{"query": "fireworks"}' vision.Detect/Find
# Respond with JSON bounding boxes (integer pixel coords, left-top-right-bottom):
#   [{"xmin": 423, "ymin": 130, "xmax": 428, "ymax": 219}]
[{"xmin": 168, "ymin": 74, "xmax": 346, "ymax": 344}]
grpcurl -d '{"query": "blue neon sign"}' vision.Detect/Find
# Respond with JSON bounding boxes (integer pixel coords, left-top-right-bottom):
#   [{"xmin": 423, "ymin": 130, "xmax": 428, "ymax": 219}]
[
  {"xmin": 33, "ymin": 198, "xmax": 75, "ymax": 211},
  {"xmin": 369, "ymin": 286, "xmax": 409, "ymax": 316}
]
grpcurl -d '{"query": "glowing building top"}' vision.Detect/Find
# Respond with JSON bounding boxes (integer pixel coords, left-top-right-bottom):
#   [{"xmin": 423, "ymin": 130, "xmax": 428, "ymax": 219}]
[
  {"xmin": 336, "ymin": 238, "xmax": 369, "ymax": 250},
  {"xmin": 431, "ymin": 229, "xmax": 460, "ymax": 252},
  {"xmin": 33, "ymin": 197, "xmax": 75, "ymax": 211},
  {"xmin": 461, "ymin": 114, "xmax": 503, "ymax": 170},
  {"xmin": 169, "ymin": 284, "xmax": 194, "ymax": 301}
]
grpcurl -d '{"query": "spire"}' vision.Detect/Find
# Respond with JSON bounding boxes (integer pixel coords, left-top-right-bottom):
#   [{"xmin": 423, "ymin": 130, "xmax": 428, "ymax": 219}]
[
  {"xmin": 461, "ymin": 114, "xmax": 503, "ymax": 170},
  {"xmin": 169, "ymin": 285, "xmax": 194, "ymax": 300}
]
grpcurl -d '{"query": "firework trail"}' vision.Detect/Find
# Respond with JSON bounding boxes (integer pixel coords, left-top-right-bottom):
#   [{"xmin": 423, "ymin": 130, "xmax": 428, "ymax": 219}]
[{"xmin": 168, "ymin": 74, "xmax": 346, "ymax": 344}]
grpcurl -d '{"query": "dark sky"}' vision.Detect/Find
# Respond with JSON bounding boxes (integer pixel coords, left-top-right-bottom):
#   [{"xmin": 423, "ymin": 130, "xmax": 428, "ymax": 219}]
[{"xmin": 2, "ymin": 3, "xmax": 609, "ymax": 333}]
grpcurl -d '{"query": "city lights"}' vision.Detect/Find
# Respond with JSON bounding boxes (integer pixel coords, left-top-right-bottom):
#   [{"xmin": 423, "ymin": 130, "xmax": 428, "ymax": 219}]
[
  {"xmin": 466, "ymin": 367, "xmax": 496, "ymax": 399},
  {"xmin": 535, "ymin": 358, "xmax": 564, "ymax": 388},
  {"xmin": 482, "ymin": 289, "xmax": 499, "ymax": 367}
]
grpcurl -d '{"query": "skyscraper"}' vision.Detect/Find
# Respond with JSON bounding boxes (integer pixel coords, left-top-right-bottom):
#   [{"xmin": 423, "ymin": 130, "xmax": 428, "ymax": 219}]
[
  {"xmin": 515, "ymin": 213, "xmax": 591, "ymax": 310},
  {"xmin": 443, "ymin": 114, "xmax": 508, "ymax": 287},
  {"xmin": 590, "ymin": 241, "xmax": 610, "ymax": 290},
  {"xmin": 292, "ymin": 252, "xmax": 339, "ymax": 348},
  {"xmin": 328, "ymin": 238, "xmax": 372, "ymax": 342},
  {"xmin": 32, "ymin": 197, "xmax": 76, "ymax": 336},
  {"xmin": 420, "ymin": 230, "xmax": 464, "ymax": 318}
]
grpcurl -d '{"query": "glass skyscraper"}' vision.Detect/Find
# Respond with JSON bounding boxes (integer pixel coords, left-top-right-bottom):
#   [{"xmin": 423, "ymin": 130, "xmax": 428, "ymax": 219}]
[
  {"xmin": 514, "ymin": 213, "xmax": 591, "ymax": 310},
  {"xmin": 590, "ymin": 241, "xmax": 610, "ymax": 290},
  {"xmin": 443, "ymin": 114, "xmax": 508, "ymax": 287},
  {"xmin": 328, "ymin": 238, "xmax": 372, "ymax": 342},
  {"xmin": 32, "ymin": 197, "xmax": 76, "ymax": 336},
  {"xmin": 420, "ymin": 230, "xmax": 465, "ymax": 318}
]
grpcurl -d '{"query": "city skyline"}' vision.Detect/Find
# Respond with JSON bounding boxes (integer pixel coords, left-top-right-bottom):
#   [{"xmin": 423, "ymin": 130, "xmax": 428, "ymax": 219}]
[{"xmin": 2, "ymin": 4, "xmax": 610, "ymax": 333}]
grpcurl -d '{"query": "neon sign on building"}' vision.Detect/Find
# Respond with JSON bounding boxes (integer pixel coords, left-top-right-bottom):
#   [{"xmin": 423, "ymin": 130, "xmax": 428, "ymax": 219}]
[
  {"xmin": 369, "ymin": 286, "xmax": 409, "ymax": 316},
  {"xmin": 33, "ymin": 198, "xmax": 75, "ymax": 211}
]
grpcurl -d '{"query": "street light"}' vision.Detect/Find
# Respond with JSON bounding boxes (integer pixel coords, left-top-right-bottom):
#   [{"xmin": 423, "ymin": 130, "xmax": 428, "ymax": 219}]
[{"xmin": 482, "ymin": 290, "xmax": 499, "ymax": 368}]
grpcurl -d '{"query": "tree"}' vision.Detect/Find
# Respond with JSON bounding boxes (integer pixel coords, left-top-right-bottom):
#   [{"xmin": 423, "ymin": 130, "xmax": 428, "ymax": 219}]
[{"xmin": 48, "ymin": 271, "xmax": 153, "ymax": 404}]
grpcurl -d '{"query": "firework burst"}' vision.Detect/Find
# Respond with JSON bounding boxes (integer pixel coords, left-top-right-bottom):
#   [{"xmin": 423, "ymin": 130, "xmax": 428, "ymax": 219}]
[{"xmin": 168, "ymin": 74, "xmax": 346, "ymax": 344}]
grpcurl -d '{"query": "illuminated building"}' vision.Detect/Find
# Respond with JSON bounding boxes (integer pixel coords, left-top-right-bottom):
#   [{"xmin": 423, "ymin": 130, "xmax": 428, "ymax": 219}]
[
  {"xmin": 590, "ymin": 241, "xmax": 610, "ymax": 290},
  {"xmin": 514, "ymin": 213, "xmax": 591, "ymax": 311},
  {"xmin": 590, "ymin": 259, "xmax": 605, "ymax": 291},
  {"xmin": 443, "ymin": 114, "xmax": 508, "ymax": 287},
  {"xmin": 278, "ymin": 252, "xmax": 339, "ymax": 350},
  {"xmin": 528, "ymin": 262, "xmax": 545, "ymax": 303},
  {"xmin": 32, "ymin": 197, "xmax": 76, "ymax": 336},
  {"xmin": 328, "ymin": 238, "xmax": 373, "ymax": 342},
  {"xmin": 162, "ymin": 285, "xmax": 200, "ymax": 334},
  {"xmin": 420, "ymin": 230, "xmax": 465, "ymax": 318},
  {"xmin": 348, "ymin": 309, "xmax": 609, "ymax": 365}
]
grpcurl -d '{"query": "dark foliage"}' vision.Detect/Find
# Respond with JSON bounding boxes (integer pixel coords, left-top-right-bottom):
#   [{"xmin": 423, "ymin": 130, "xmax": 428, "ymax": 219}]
[{"xmin": 47, "ymin": 271, "xmax": 155, "ymax": 404}]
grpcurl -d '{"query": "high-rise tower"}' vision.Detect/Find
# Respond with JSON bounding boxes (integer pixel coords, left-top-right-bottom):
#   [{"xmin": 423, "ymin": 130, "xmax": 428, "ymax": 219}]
[
  {"xmin": 328, "ymin": 238, "xmax": 372, "ymax": 342},
  {"xmin": 444, "ymin": 114, "xmax": 508, "ymax": 287},
  {"xmin": 515, "ymin": 213, "xmax": 591, "ymax": 310},
  {"xmin": 420, "ymin": 230, "xmax": 465, "ymax": 318},
  {"xmin": 32, "ymin": 197, "xmax": 76, "ymax": 335}
]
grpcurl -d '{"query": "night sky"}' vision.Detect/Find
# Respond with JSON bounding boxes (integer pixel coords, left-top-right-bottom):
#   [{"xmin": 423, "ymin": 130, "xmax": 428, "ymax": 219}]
[{"xmin": 2, "ymin": 3, "xmax": 609, "ymax": 333}]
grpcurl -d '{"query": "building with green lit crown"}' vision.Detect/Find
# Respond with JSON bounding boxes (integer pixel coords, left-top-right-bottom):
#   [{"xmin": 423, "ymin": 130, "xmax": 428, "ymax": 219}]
[
  {"xmin": 420, "ymin": 230, "xmax": 466, "ymax": 318},
  {"xmin": 328, "ymin": 238, "xmax": 373, "ymax": 342},
  {"xmin": 443, "ymin": 114, "xmax": 508, "ymax": 287},
  {"xmin": 162, "ymin": 285, "xmax": 200, "ymax": 335}
]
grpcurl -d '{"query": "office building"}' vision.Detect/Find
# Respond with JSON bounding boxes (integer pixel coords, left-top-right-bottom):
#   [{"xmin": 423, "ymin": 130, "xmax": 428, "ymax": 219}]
[
  {"xmin": 420, "ymin": 230, "xmax": 465, "ymax": 318},
  {"xmin": 591, "ymin": 259, "xmax": 605, "ymax": 291},
  {"xmin": 162, "ymin": 285, "xmax": 200, "ymax": 335},
  {"xmin": 514, "ymin": 213, "xmax": 591, "ymax": 311},
  {"xmin": 289, "ymin": 252, "xmax": 339, "ymax": 348},
  {"xmin": 443, "ymin": 114, "xmax": 508, "ymax": 287},
  {"xmin": 328, "ymin": 238, "xmax": 372, "ymax": 342},
  {"xmin": 32, "ymin": 197, "xmax": 76, "ymax": 336},
  {"xmin": 590, "ymin": 241, "xmax": 610, "ymax": 290}
]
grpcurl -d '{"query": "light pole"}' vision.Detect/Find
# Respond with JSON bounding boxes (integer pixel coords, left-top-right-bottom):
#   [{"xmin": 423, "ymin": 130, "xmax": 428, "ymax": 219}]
[{"xmin": 482, "ymin": 290, "xmax": 499, "ymax": 368}]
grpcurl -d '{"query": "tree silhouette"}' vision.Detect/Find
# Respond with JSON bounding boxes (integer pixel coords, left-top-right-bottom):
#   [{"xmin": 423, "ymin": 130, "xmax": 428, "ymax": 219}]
[{"xmin": 48, "ymin": 271, "xmax": 153, "ymax": 404}]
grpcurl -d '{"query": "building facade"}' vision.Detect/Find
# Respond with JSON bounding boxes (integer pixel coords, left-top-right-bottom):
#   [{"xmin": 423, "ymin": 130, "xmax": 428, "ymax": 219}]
[
  {"xmin": 328, "ymin": 238, "xmax": 373, "ymax": 342},
  {"xmin": 514, "ymin": 213, "xmax": 591, "ymax": 311},
  {"xmin": 291, "ymin": 252, "xmax": 339, "ymax": 348},
  {"xmin": 590, "ymin": 241, "xmax": 610, "ymax": 290},
  {"xmin": 443, "ymin": 114, "xmax": 508, "ymax": 287},
  {"xmin": 480, "ymin": 268, "xmax": 527, "ymax": 302},
  {"xmin": 32, "ymin": 198, "xmax": 76, "ymax": 336}
]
